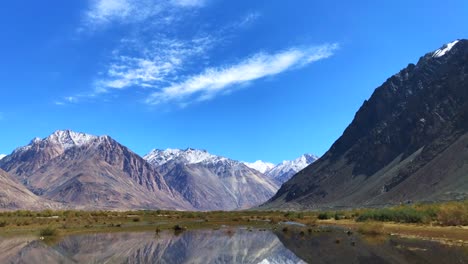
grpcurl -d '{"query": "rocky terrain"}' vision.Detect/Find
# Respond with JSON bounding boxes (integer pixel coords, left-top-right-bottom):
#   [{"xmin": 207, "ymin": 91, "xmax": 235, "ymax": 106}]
[
  {"xmin": 145, "ymin": 148, "xmax": 278, "ymax": 210},
  {"xmin": 265, "ymin": 154, "xmax": 318, "ymax": 185},
  {"xmin": 0, "ymin": 130, "xmax": 192, "ymax": 210},
  {"xmin": 0, "ymin": 168, "xmax": 58, "ymax": 210},
  {"xmin": 265, "ymin": 39, "xmax": 468, "ymax": 209},
  {"xmin": 244, "ymin": 154, "xmax": 318, "ymax": 185}
]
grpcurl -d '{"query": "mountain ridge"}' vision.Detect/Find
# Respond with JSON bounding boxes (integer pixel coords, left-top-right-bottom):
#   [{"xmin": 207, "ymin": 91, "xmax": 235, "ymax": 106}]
[
  {"xmin": 263, "ymin": 39, "xmax": 468, "ymax": 209},
  {"xmin": 145, "ymin": 148, "xmax": 279, "ymax": 210}
]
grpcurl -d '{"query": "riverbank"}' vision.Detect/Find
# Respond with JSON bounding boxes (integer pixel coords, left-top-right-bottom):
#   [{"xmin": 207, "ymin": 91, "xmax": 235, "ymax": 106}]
[{"xmin": 0, "ymin": 201, "xmax": 467, "ymax": 245}]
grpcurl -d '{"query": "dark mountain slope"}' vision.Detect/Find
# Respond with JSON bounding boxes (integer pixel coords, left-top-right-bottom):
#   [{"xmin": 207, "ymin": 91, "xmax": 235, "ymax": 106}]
[{"xmin": 265, "ymin": 39, "xmax": 468, "ymax": 209}]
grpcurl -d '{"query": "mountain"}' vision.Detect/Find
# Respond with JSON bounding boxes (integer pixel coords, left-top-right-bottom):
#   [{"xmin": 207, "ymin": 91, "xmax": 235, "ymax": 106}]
[
  {"xmin": 0, "ymin": 130, "xmax": 193, "ymax": 210},
  {"xmin": 243, "ymin": 160, "xmax": 275, "ymax": 173},
  {"xmin": 0, "ymin": 154, "xmax": 6, "ymax": 160},
  {"xmin": 265, "ymin": 154, "xmax": 318, "ymax": 185},
  {"xmin": 145, "ymin": 148, "xmax": 279, "ymax": 210},
  {"xmin": 0, "ymin": 230, "xmax": 305, "ymax": 263},
  {"xmin": 264, "ymin": 39, "xmax": 468, "ymax": 209},
  {"xmin": 0, "ymin": 168, "xmax": 58, "ymax": 210}
]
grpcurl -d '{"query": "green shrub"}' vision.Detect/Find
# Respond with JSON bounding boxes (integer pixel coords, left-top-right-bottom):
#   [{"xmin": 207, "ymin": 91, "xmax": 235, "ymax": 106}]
[
  {"xmin": 356, "ymin": 207, "xmax": 429, "ymax": 223},
  {"xmin": 317, "ymin": 212, "xmax": 330, "ymax": 220},
  {"xmin": 39, "ymin": 227, "xmax": 57, "ymax": 237}
]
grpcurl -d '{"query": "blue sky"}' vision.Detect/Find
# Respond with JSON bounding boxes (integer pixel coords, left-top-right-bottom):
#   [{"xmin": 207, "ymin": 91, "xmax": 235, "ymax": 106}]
[{"xmin": 0, "ymin": 0, "xmax": 467, "ymax": 164}]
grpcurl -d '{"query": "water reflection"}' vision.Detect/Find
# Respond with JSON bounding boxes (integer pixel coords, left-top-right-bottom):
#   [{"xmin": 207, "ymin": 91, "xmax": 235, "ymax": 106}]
[
  {"xmin": 0, "ymin": 228, "xmax": 467, "ymax": 264},
  {"xmin": 0, "ymin": 229, "xmax": 304, "ymax": 264}
]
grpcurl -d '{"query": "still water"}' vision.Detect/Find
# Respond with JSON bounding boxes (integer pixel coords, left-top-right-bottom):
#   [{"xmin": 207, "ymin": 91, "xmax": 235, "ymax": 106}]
[{"xmin": 0, "ymin": 228, "xmax": 467, "ymax": 263}]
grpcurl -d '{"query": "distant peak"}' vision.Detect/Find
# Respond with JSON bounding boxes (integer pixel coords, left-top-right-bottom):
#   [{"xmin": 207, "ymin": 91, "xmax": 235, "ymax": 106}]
[
  {"xmin": 243, "ymin": 160, "xmax": 275, "ymax": 173},
  {"xmin": 432, "ymin": 39, "xmax": 460, "ymax": 58},
  {"xmin": 145, "ymin": 148, "xmax": 229, "ymax": 166}
]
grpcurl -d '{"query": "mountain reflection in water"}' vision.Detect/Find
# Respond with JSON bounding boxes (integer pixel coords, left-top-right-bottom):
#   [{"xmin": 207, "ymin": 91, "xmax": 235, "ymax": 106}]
[{"xmin": 0, "ymin": 228, "xmax": 467, "ymax": 263}]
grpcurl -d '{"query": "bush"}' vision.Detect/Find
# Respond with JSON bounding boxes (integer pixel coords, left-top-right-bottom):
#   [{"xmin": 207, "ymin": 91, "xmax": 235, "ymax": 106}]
[
  {"xmin": 0, "ymin": 221, "xmax": 7, "ymax": 227},
  {"xmin": 437, "ymin": 202, "xmax": 468, "ymax": 226},
  {"xmin": 318, "ymin": 212, "xmax": 330, "ymax": 220},
  {"xmin": 356, "ymin": 207, "xmax": 429, "ymax": 223},
  {"xmin": 39, "ymin": 227, "xmax": 57, "ymax": 237}
]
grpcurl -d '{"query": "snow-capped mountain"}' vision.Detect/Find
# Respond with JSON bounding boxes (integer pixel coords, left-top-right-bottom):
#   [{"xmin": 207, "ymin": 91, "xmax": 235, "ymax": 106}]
[
  {"xmin": 265, "ymin": 154, "xmax": 319, "ymax": 185},
  {"xmin": 144, "ymin": 148, "xmax": 225, "ymax": 166},
  {"xmin": 265, "ymin": 39, "xmax": 468, "ymax": 210},
  {"xmin": 0, "ymin": 130, "xmax": 193, "ymax": 210},
  {"xmin": 0, "ymin": 154, "xmax": 6, "ymax": 160},
  {"xmin": 243, "ymin": 160, "xmax": 275, "ymax": 173},
  {"xmin": 432, "ymin": 39, "xmax": 459, "ymax": 58},
  {"xmin": 145, "ymin": 148, "xmax": 279, "ymax": 210}
]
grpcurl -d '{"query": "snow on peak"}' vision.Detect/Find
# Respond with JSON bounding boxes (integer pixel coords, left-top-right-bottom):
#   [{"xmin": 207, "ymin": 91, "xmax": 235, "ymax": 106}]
[
  {"xmin": 46, "ymin": 130, "xmax": 98, "ymax": 149},
  {"xmin": 144, "ymin": 148, "xmax": 226, "ymax": 166},
  {"xmin": 243, "ymin": 160, "xmax": 275, "ymax": 173},
  {"xmin": 266, "ymin": 154, "xmax": 318, "ymax": 184},
  {"xmin": 0, "ymin": 154, "xmax": 6, "ymax": 160},
  {"xmin": 432, "ymin": 40, "xmax": 460, "ymax": 58}
]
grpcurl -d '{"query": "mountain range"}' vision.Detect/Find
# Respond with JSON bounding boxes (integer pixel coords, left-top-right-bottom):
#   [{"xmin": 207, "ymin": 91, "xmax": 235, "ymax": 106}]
[
  {"xmin": 144, "ymin": 148, "xmax": 279, "ymax": 210},
  {"xmin": 264, "ymin": 39, "xmax": 468, "ymax": 209},
  {"xmin": 243, "ymin": 155, "xmax": 318, "ymax": 185},
  {"xmin": 1, "ymin": 39, "xmax": 467, "ymax": 212},
  {"xmin": 0, "ymin": 131, "xmax": 313, "ymax": 211}
]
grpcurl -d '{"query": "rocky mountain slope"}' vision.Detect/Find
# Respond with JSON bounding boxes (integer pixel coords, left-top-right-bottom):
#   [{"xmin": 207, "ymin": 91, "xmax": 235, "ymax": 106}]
[
  {"xmin": 266, "ymin": 154, "xmax": 318, "ymax": 185},
  {"xmin": 0, "ymin": 130, "xmax": 193, "ymax": 210},
  {"xmin": 145, "ymin": 148, "xmax": 278, "ymax": 210},
  {"xmin": 244, "ymin": 154, "xmax": 318, "ymax": 185},
  {"xmin": 0, "ymin": 168, "xmax": 58, "ymax": 210},
  {"xmin": 0, "ymin": 154, "xmax": 6, "ymax": 160},
  {"xmin": 265, "ymin": 39, "xmax": 468, "ymax": 209}
]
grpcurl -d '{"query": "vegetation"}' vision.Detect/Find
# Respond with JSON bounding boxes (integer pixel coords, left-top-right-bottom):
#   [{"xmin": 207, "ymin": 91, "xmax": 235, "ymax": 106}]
[
  {"xmin": 436, "ymin": 201, "xmax": 468, "ymax": 226},
  {"xmin": 39, "ymin": 227, "xmax": 57, "ymax": 237},
  {"xmin": 356, "ymin": 207, "xmax": 431, "ymax": 223},
  {"xmin": 0, "ymin": 200, "xmax": 465, "ymax": 239}
]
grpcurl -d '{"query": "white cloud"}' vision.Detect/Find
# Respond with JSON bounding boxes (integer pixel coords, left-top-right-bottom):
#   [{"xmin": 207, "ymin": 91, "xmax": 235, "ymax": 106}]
[
  {"xmin": 171, "ymin": 0, "xmax": 206, "ymax": 7},
  {"xmin": 146, "ymin": 43, "xmax": 338, "ymax": 106},
  {"xmin": 96, "ymin": 35, "xmax": 215, "ymax": 93},
  {"xmin": 236, "ymin": 12, "xmax": 261, "ymax": 28},
  {"xmin": 55, "ymin": 96, "xmax": 79, "ymax": 106},
  {"xmin": 83, "ymin": 0, "xmax": 206, "ymax": 29}
]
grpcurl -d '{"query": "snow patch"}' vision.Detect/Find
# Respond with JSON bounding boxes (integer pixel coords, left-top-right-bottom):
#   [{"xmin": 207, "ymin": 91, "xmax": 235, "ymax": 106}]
[
  {"xmin": 432, "ymin": 40, "xmax": 459, "ymax": 58},
  {"xmin": 266, "ymin": 154, "xmax": 318, "ymax": 184},
  {"xmin": 144, "ymin": 148, "xmax": 229, "ymax": 166},
  {"xmin": 0, "ymin": 154, "xmax": 6, "ymax": 160},
  {"xmin": 243, "ymin": 160, "xmax": 275, "ymax": 173},
  {"xmin": 46, "ymin": 130, "xmax": 98, "ymax": 149}
]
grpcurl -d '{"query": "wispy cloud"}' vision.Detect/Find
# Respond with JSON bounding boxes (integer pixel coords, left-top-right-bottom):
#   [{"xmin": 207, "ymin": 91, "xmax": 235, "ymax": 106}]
[
  {"xmin": 95, "ymin": 35, "xmax": 216, "ymax": 93},
  {"xmin": 83, "ymin": 0, "xmax": 206, "ymax": 29},
  {"xmin": 69, "ymin": 1, "xmax": 338, "ymax": 109},
  {"xmin": 236, "ymin": 12, "xmax": 261, "ymax": 28},
  {"xmin": 146, "ymin": 44, "xmax": 338, "ymax": 106},
  {"xmin": 54, "ymin": 96, "xmax": 80, "ymax": 106}
]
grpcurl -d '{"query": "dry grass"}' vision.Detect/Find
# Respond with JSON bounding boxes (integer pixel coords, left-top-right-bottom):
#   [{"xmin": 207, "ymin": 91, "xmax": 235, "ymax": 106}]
[
  {"xmin": 437, "ymin": 201, "xmax": 468, "ymax": 226},
  {"xmin": 357, "ymin": 222, "xmax": 384, "ymax": 236}
]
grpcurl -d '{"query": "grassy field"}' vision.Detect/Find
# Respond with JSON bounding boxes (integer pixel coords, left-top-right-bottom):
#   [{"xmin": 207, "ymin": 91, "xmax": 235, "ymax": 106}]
[{"xmin": 0, "ymin": 201, "xmax": 467, "ymax": 244}]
